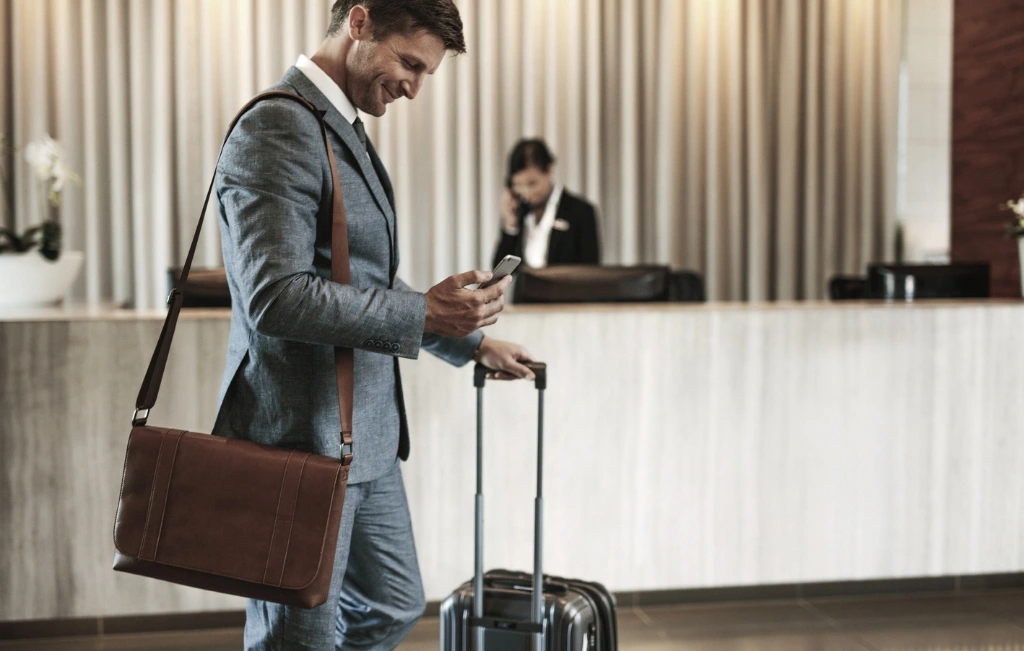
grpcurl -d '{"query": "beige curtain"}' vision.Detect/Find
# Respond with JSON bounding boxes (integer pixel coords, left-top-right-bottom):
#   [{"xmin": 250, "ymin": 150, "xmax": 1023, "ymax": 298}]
[
  {"xmin": 0, "ymin": 0, "xmax": 11, "ymax": 231},
  {"xmin": 1, "ymin": 0, "xmax": 901, "ymax": 307}
]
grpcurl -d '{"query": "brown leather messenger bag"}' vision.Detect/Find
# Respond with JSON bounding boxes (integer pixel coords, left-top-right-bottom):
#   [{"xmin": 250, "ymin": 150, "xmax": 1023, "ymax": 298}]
[{"xmin": 112, "ymin": 91, "xmax": 353, "ymax": 609}]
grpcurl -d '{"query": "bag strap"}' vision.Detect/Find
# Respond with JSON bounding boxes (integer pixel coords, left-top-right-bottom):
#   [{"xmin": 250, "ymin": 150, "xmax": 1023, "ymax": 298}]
[{"xmin": 132, "ymin": 90, "xmax": 355, "ymax": 466}]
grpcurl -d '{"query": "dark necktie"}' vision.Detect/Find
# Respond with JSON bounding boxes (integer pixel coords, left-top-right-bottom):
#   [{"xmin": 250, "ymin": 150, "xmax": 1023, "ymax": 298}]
[
  {"xmin": 352, "ymin": 117, "xmax": 392, "ymax": 217},
  {"xmin": 351, "ymin": 116, "xmax": 396, "ymax": 281},
  {"xmin": 352, "ymin": 116, "xmax": 367, "ymax": 151}
]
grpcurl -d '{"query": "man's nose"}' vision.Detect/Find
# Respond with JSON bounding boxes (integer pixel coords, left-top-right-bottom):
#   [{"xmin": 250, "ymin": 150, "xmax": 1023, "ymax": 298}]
[{"xmin": 402, "ymin": 75, "xmax": 423, "ymax": 100}]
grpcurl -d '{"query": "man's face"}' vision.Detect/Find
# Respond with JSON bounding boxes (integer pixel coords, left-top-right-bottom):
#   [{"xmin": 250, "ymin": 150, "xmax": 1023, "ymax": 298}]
[
  {"xmin": 348, "ymin": 26, "xmax": 446, "ymax": 117},
  {"xmin": 510, "ymin": 166, "xmax": 554, "ymax": 209}
]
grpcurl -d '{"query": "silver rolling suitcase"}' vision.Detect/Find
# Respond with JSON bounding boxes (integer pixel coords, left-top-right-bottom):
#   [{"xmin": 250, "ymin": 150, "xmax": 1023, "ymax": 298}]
[{"xmin": 439, "ymin": 363, "xmax": 618, "ymax": 651}]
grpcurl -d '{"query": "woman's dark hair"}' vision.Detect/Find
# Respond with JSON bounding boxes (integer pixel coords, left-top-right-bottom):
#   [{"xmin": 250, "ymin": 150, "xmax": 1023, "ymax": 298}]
[
  {"xmin": 507, "ymin": 139, "xmax": 556, "ymax": 182},
  {"xmin": 327, "ymin": 0, "xmax": 466, "ymax": 55}
]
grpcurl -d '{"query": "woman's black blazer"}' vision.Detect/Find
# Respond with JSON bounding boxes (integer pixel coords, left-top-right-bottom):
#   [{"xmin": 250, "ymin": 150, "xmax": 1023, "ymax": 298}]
[{"xmin": 492, "ymin": 190, "xmax": 600, "ymax": 268}]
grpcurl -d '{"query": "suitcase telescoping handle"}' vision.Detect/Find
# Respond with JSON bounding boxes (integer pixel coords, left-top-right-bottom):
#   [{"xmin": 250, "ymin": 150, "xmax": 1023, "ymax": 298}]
[{"xmin": 473, "ymin": 361, "xmax": 547, "ymax": 651}]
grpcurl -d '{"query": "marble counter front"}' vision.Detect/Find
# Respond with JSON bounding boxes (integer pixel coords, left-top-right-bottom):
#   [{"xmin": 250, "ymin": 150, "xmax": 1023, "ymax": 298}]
[{"xmin": 2, "ymin": 300, "xmax": 1023, "ymax": 620}]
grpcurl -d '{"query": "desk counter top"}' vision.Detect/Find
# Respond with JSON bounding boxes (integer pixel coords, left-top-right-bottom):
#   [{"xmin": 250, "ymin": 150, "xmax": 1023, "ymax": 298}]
[{"xmin": 1, "ymin": 298, "xmax": 1020, "ymax": 322}]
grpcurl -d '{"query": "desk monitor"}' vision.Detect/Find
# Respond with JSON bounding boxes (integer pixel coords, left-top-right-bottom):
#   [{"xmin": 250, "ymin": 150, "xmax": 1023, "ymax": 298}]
[{"xmin": 866, "ymin": 263, "xmax": 990, "ymax": 300}]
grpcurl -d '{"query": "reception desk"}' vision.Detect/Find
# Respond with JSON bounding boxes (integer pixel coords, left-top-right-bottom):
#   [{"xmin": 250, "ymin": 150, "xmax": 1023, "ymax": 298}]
[{"xmin": 2, "ymin": 300, "xmax": 1024, "ymax": 621}]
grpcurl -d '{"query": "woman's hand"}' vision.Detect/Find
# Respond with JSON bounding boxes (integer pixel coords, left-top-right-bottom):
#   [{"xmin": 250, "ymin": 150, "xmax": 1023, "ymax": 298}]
[{"xmin": 501, "ymin": 189, "xmax": 521, "ymax": 233}]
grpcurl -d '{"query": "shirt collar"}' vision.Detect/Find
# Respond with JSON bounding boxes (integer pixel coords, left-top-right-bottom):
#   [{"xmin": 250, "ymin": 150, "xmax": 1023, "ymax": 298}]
[
  {"xmin": 537, "ymin": 182, "xmax": 564, "ymax": 227},
  {"xmin": 295, "ymin": 55, "xmax": 358, "ymax": 125}
]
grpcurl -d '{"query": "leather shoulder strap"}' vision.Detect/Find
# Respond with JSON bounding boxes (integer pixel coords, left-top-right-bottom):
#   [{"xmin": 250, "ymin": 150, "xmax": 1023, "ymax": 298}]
[{"xmin": 133, "ymin": 90, "xmax": 355, "ymax": 465}]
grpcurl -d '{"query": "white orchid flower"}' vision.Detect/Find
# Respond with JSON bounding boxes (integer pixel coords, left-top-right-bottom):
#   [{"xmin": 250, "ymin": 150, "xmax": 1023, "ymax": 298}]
[
  {"xmin": 24, "ymin": 134, "xmax": 81, "ymax": 208},
  {"xmin": 24, "ymin": 135, "xmax": 63, "ymax": 180},
  {"xmin": 1007, "ymin": 197, "xmax": 1024, "ymax": 218}
]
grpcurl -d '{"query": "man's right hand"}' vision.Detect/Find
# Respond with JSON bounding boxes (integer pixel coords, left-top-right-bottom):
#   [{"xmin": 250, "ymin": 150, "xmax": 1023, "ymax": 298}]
[{"xmin": 424, "ymin": 270, "xmax": 512, "ymax": 338}]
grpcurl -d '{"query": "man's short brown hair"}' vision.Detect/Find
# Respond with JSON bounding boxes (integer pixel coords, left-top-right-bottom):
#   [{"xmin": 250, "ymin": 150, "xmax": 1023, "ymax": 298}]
[{"xmin": 327, "ymin": 1, "xmax": 466, "ymax": 55}]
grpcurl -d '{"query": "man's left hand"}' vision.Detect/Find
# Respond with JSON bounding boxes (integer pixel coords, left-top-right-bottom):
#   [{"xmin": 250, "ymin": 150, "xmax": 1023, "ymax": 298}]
[{"xmin": 473, "ymin": 336, "xmax": 535, "ymax": 381}]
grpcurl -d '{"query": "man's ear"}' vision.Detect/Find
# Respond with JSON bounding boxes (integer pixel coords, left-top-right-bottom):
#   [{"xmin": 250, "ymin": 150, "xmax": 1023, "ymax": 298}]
[{"xmin": 348, "ymin": 4, "xmax": 373, "ymax": 41}]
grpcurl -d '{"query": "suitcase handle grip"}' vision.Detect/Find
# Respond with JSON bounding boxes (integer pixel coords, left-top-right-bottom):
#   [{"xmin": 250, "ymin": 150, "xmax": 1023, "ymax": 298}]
[{"xmin": 474, "ymin": 361, "xmax": 547, "ymax": 390}]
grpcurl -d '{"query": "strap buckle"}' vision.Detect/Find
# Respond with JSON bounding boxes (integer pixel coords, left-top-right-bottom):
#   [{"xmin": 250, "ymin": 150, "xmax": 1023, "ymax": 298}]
[
  {"xmin": 166, "ymin": 288, "xmax": 182, "ymax": 307},
  {"xmin": 341, "ymin": 431, "xmax": 353, "ymax": 466},
  {"xmin": 132, "ymin": 408, "xmax": 150, "ymax": 427}
]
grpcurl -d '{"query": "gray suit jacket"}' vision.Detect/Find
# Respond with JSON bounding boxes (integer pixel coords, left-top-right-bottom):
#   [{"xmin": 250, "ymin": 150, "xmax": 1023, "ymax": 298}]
[{"xmin": 211, "ymin": 67, "xmax": 483, "ymax": 484}]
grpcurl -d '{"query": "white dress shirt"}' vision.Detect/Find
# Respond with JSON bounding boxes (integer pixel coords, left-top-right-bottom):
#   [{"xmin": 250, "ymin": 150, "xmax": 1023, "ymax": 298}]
[
  {"xmin": 295, "ymin": 55, "xmax": 359, "ymax": 125},
  {"xmin": 295, "ymin": 55, "xmax": 374, "ymax": 166},
  {"xmin": 508, "ymin": 182, "xmax": 564, "ymax": 269}
]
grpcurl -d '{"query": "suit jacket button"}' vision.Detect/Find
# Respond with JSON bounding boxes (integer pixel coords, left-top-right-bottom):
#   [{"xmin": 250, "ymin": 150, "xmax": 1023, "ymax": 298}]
[
  {"xmin": 374, "ymin": 341, "xmax": 383, "ymax": 349},
  {"xmin": 363, "ymin": 339, "xmax": 374, "ymax": 347},
  {"xmin": 392, "ymin": 344, "xmax": 400, "ymax": 353}
]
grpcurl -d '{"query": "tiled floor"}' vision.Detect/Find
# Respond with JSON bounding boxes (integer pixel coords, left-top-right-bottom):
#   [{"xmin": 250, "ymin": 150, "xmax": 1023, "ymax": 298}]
[{"xmin": 5, "ymin": 589, "xmax": 1024, "ymax": 650}]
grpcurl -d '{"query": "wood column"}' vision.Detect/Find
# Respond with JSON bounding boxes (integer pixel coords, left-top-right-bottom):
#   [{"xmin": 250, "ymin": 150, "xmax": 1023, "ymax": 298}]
[{"xmin": 951, "ymin": 0, "xmax": 1024, "ymax": 297}]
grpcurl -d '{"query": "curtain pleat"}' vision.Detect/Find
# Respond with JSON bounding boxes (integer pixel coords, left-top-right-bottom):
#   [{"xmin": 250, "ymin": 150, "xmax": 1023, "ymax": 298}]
[
  {"xmin": 474, "ymin": 0, "xmax": 499, "ymax": 268},
  {"xmin": 582, "ymin": 0, "xmax": 601, "ymax": 217},
  {"xmin": 0, "ymin": 0, "xmax": 10, "ymax": 232},
  {"xmin": 801, "ymin": 0, "xmax": 822, "ymax": 299},
  {"xmin": 683, "ymin": 1, "xmax": 708, "ymax": 281},
  {"xmin": 1, "ymin": 0, "xmax": 900, "ymax": 307}
]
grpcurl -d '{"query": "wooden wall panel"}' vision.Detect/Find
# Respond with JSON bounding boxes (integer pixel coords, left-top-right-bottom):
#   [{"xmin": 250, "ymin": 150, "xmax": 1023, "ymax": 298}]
[{"xmin": 951, "ymin": 0, "xmax": 1024, "ymax": 297}]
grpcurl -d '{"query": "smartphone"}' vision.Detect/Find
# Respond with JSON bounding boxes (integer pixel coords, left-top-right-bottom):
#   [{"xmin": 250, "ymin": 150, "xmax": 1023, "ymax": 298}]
[
  {"xmin": 479, "ymin": 254, "xmax": 521, "ymax": 289},
  {"xmin": 514, "ymin": 195, "xmax": 531, "ymax": 219}
]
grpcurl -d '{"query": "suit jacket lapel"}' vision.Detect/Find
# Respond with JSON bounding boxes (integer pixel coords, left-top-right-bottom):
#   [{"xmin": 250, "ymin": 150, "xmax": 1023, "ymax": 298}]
[
  {"xmin": 281, "ymin": 67, "xmax": 397, "ymax": 250},
  {"xmin": 367, "ymin": 140, "xmax": 398, "ymax": 282},
  {"xmin": 366, "ymin": 139, "xmax": 394, "ymax": 212}
]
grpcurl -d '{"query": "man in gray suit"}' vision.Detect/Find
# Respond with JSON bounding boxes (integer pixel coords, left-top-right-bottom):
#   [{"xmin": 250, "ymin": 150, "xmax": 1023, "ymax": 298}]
[{"xmin": 212, "ymin": 1, "xmax": 532, "ymax": 649}]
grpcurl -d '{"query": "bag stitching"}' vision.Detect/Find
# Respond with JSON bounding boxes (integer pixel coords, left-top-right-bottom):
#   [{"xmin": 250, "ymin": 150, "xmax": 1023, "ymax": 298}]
[
  {"xmin": 150, "ymin": 430, "xmax": 184, "ymax": 560},
  {"xmin": 263, "ymin": 450, "xmax": 295, "ymax": 584},
  {"xmin": 138, "ymin": 431, "xmax": 168, "ymax": 557},
  {"xmin": 274, "ymin": 453, "xmax": 310, "ymax": 587},
  {"xmin": 284, "ymin": 464, "xmax": 343, "ymax": 590}
]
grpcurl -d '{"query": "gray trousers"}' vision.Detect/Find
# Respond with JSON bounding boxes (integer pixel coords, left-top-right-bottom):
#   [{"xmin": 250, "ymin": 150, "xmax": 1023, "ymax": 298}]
[{"xmin": 244, "ymin": 460, "xmax": 426, "ymax": 650}]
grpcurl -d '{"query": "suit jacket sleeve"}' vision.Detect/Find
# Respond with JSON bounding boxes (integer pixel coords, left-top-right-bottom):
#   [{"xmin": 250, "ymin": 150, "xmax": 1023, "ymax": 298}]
[
  {"xmin": 216, "ymin": 98, "xmax": 427, "ymax": 360},
  {"xmin": 391, "ymin": 276, "xmax": 484, "ymax": 366}
]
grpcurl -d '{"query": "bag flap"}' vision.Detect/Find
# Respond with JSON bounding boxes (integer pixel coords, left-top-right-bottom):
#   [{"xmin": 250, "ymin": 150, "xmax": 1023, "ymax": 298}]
[{"xmin": 114, "ymin": 426, "xmax": 347, "ymax": 590}]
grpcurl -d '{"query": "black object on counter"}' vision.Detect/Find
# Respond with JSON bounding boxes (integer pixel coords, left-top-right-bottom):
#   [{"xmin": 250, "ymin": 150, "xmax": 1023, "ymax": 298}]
[
  {"xmin": 865, "ymin": 263, "xmax": 990, "ymax": 300},
  {"xmin": 515, "ymin": 264, "xmax": 705, "ymax": 304}
]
